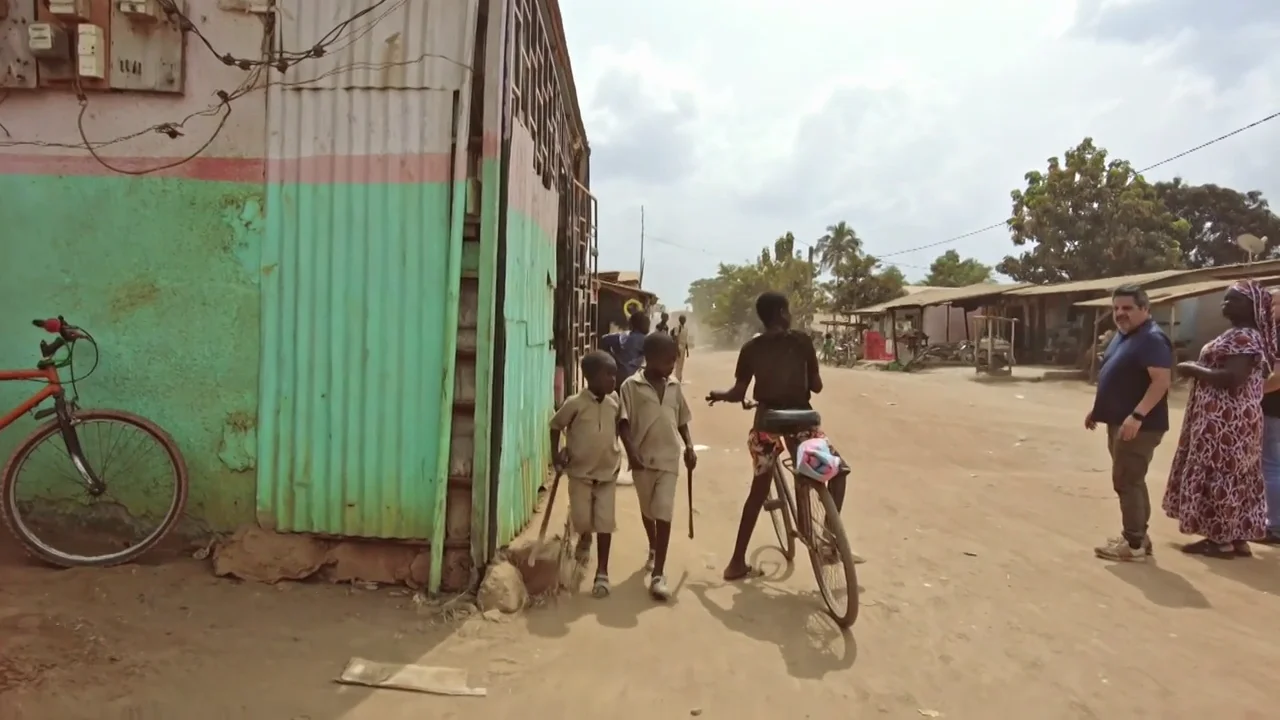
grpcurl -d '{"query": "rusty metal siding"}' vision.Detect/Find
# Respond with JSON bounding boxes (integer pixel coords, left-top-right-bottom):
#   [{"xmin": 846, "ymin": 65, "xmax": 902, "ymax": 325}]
[
  {"xmin": 275, "ymin": 0, "xmax": 471, "ymax": 89},
  {"xmin": 492, "ymin": 119, "xmax": 558, "ymax": 547},
  {"xmin": 258, "ymin": 0, "xmax": 480, "ymax": 591}
]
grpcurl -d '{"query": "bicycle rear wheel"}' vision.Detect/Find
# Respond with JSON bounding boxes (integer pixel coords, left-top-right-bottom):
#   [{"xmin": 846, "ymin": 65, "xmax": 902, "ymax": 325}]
[
  {"xmin": 799, "ymin": 480, "xmax": 859, "ymax": 628},
  {"xmin": 765, "ymin": 461, "xmax": 797, "ymax": 561},
  {"xmin": 1, "ymin": 408, "xmax": 189, "ymax": 567}
]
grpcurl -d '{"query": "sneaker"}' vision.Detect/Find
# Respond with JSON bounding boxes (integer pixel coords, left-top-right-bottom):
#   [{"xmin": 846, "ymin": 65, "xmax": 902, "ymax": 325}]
[
  {"xmin": 643, "ymin": 549, "xmax": 656, "ymax": 572},
  {"xmin": 1108, "ymin": 535, "xmax": 1154, "ymax": 555},
  {"xmin": 649, "ymin": 574, "xmax": 671, "ymax": 601},
  {"xmin": 1095, "ymin": 537, "xmax": 1147, "ymax": 562}
]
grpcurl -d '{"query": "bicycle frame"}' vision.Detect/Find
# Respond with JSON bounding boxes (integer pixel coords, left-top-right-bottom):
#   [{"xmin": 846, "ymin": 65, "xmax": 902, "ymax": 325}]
[
  {"xmin": 0, "ymin": 364, "xmax": 104, "ymax": 495},
  {"xmin": 0, "ymin": 366, "xmax": 63, "ymax": 432}
]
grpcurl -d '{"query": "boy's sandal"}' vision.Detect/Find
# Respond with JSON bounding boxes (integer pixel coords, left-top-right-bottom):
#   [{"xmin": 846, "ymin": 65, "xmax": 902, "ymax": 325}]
[
  {"xmin": 1232, "ymin": 541, "xmax": 1253, "ymax": 558},
  {"xmin": 591, "ymin": 574, "xmax": 610, "ymax": 598}
]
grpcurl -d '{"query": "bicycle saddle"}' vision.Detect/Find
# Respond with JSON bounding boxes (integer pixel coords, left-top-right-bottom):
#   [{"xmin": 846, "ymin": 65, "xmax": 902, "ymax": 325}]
[{"xmin": 757, "ymin": 409, "xmax": 822, "ymax": 434}]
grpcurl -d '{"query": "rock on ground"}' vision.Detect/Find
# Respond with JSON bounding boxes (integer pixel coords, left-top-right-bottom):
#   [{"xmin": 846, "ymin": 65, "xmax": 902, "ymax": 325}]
[{"xmin": 476, "ymin": 561, "xmax": 528, "ymax": 613}]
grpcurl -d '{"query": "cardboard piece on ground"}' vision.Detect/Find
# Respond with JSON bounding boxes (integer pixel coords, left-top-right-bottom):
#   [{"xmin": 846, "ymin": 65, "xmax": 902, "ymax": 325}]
[{"xmin": 336, "ymin": 657, "xmax": 487, "ymax": 697}]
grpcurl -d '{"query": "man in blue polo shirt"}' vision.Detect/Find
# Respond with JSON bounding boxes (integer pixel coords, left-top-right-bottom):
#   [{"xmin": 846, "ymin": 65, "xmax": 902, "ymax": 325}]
[
  {"xmin": 601, "ymin": 311, "xmax": 650, "ymax": 391},
  {"xmin": 1086, "ymin": 284, "xmax": 1173, "ymax": 562}
]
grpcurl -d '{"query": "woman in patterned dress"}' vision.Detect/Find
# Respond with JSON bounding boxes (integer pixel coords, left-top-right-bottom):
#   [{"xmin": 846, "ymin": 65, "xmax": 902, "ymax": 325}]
[{"xmin": 1163, "ymin": 280, "xmax": 1276, "ymax": 558}]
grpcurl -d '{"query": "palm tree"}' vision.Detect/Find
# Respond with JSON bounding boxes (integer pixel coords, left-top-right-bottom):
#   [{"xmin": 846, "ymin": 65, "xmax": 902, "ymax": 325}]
[{"xmin": 815, "ymin": 221, "xmax": 861, "ymax": 275}]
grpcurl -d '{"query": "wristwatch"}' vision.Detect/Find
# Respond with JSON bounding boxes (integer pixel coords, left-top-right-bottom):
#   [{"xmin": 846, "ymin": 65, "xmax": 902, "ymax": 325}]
[{"xmin": 1130, "ymin": 411, "xmax": 1146, "ymax": 421}]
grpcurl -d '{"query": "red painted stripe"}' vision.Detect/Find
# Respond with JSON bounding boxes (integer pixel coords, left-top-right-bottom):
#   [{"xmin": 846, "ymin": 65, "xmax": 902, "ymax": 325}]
[
  {"xmin": 0, "ymin": 153, "xmax": 265, "ymax": 182},
  {"xmin": 1, "ymin": 152, "xmax": 463, "ymax": 184},
  {"xmin": 268, "ymin": 153, "xmax": 453, "ymax": 184}
]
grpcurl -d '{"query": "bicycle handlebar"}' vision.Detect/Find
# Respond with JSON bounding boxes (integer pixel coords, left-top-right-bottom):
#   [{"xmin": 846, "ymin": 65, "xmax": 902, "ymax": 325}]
[
  {"xmin": 32, "ymin": 316, "xmax": 83, "ymax": 360},
  {"xmin": 706, "ymin": 396, "xmax": 757, "ymax": 410}
]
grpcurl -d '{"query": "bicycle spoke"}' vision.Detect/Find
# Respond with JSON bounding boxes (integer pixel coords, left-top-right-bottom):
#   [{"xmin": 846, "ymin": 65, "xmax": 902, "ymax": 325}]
[{"xmin": 5, "ymin": 415, "xmax": 185, "ymax": 565}]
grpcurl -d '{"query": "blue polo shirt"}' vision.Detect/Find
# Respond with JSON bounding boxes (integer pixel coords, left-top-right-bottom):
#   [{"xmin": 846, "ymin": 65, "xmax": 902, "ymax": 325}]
[
  {"xmin": 601, "ymin": 331, "xmax": 646, "ymax": 379},
  {"xmin": 1092, "ymin": 319, "xmax": 1173, "ymax": 432}
]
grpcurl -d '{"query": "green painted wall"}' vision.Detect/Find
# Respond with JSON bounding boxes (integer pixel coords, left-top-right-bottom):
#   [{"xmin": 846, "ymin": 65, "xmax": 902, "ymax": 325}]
[
  {"xmin": 0, "ymin": 174, "xmax": 263, "ymax": 533},
  {"xmin": 491, "ymin": 209, "xmax": 556, "ymax": 547}
]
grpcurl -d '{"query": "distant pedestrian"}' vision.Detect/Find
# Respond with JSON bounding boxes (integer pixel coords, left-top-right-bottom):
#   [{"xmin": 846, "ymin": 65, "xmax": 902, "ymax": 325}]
[
  {"xmin": 550, "ymin": 351, "xmax": 622, "ymax": 598},
  {"xmin": 1164, "ymin": 280, "xmax": 1274, "ymax": 558},
  {"xmin": 1086, "ymin": 285, "xmax": 1172, "ymax": 563},
  {"xmin": 655, "ymin": 312, "xmax": 670, "ymax": 334},
  {"xmin": 601, "ymin": 311, "xmax": 650, "ymax": 392},
  {"xmin": 671, "ymin": 315, "xmax": 691, "ymax": 383}
]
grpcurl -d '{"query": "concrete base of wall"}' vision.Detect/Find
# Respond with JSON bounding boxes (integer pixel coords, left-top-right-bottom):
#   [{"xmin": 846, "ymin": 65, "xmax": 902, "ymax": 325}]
[{"xmin": 208, "ymin": 525, "xmax": 474, "ymax": 592}]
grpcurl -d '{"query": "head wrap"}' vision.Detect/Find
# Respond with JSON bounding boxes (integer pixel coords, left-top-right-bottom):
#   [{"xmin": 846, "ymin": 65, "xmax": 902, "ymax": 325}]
[{"xmin": 1233, "ymin": 279, "xmax": 1279, "ymax": 372}]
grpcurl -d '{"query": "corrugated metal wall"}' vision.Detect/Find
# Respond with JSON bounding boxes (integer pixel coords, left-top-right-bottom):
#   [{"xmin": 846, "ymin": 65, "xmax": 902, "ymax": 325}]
[
  {"xmin": 491, "ymin": 121, "xmax": 559, "ymax": 546},
  {"xmin": 257, "ymin": 0, "xmax": 479, "ymax": 591}
]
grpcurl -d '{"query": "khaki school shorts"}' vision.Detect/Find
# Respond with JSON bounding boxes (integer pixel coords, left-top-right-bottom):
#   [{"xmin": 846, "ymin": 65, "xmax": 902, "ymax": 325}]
[
  {"xmin": 632, "ymin": 468, "xmax": 678, "ymax": 522},
  {"xmin": 568, "ymin": 477, "xmax": 617, "ymax": 534}
]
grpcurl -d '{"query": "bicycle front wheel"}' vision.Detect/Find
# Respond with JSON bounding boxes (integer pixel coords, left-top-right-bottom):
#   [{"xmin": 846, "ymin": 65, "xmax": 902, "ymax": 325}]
[
  {"xmin": 1, "ymin": 409, "xmax": 189, "ymax": 567},
  {"xmin": 800, "ymin": 480, "xmax": 859, "ymax": 628}
]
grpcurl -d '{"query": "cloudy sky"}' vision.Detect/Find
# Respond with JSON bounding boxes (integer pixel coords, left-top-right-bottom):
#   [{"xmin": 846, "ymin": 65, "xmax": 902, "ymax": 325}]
[{"xmin": 558, "ymin": 0, "xmax": 1280, "ymax": 307}]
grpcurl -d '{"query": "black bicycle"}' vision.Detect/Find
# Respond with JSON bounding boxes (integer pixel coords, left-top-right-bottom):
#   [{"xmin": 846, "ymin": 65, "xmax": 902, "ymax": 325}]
[{"xmin": 713, "ymin": 399, "xmax": 859, "ymax": 628}]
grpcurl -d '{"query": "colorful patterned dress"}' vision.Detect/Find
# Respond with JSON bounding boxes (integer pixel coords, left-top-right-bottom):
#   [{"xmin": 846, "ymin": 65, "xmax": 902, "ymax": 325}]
[{"xmin": 1162, "ymin": 327, "xmax": 1269, "ymax": 542}]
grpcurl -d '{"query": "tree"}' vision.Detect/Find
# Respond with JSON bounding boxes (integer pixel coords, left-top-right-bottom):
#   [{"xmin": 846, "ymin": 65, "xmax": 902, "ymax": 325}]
[
  {"xmin": 825, "ymin": 256, "xmax": 907, "ymax": 314},
  {"xmin": 684, "ymin": 232, "xmax": 821, "ymax": 343},
  {"xmin": 996, "ymin": 138, "xmax": 1188, "ymax": 283},
  {"xmin": 923, "ymin": 250, "xmax": 992, "ymax": 286},
  {"xmin": 815, "ymin": 221, "xmax": 861, "ymax": 274},
  {"xmin": 1154, "ymin": 178, "xmax": 1280, "ymax": 267}
]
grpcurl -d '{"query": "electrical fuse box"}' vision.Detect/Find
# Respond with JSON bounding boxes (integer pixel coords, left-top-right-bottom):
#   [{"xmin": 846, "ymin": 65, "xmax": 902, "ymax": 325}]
[
  {"xmin": 76, "ymin": 23, "xmax": 105, "ymax": 78},
  {"xmin": 118, "ymin": 0, "xmax": 162, "ymax": 20},
  {"xmin": 27, "ymin": 22, "xmax": 69, "ymax": 60},
  {"xmin": 47, "ymin": 0, "xmax": 91, "ymax": 20}
]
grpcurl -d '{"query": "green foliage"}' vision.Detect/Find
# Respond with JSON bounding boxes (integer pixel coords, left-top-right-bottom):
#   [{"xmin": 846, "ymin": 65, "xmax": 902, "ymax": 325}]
[
  {"xmin": 686, "ymin": 222, "xmax": 907, "ymax": 343},
  {"xmin": 685, "ymin": 233, "xmax": 821, "ymax": 341},
  {"xmin": 923, "ymin": 250, "xmax": 993, "ymax": 287},
  {"xmin": 1154, "ymin": 178, "xmax": 1280, "ymax": 267},
  {"xmin": 996, "ymin": 138, "xmax": 1188, "ymax": 283}
]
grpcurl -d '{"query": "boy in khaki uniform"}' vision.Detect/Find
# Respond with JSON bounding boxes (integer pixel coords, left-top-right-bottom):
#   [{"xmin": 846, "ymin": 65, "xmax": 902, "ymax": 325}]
[
  {"xmin": 619, "ymin": 333, "xmax": 697, "ymax": 601},
  {"xmin": 551, "ymin": 351, "xmax": 622, "ymax": 598}
]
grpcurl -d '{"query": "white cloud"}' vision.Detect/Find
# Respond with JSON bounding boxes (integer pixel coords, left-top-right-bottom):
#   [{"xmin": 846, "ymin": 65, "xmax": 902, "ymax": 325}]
[{"xmin": 559, "ymin": 0, "xmax": 1280, "ymax": 305}]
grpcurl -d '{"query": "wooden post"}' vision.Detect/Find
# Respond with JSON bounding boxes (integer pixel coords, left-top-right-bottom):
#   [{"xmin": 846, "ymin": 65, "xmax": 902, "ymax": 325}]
[
  {"xmin": 889, "ymin": 309, "xmax": 897, "ymax": 360},
  {"xmin": 1010, "ymin": 317, "xmax": 1017, "ymax": 366},
  {"xmin": 986, "ymin": 317, "xmax": 994, "ymax": 374}
]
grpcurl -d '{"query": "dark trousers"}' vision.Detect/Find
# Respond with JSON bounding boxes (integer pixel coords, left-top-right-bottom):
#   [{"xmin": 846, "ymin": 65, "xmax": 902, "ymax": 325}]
[{"xmin": 1105, "ymin": 425, "xmax": 1164, "ymax": 547}]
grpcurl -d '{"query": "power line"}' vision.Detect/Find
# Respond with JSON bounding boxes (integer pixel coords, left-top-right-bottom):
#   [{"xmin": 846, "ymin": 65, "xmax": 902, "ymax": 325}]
[
  {"xmin": 640, "ymin": 234, "xmax": 931, "ymax": 270},
  {"xmin": 877, "ymin": 110, "xmax": 1280, "ymax": 259},
  {"xmin": 0, "ymin": 0, "xmax": 425, "ymax": 175}
]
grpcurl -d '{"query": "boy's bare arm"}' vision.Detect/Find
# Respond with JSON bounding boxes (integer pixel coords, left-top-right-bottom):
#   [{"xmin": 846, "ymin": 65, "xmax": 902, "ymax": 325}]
[
  {"xmin": 617, "ymin": 419, "xmax": 642, "ymax": 468},
  {"xmin": 709, "ymin": 347, "xmax": 752, "ymax": 402},
  {"xmin": 805, "ymin": 337, "xmax": 824, "ymax": 394},
  {"xmin": 617, "ymin": 382, "xmax": 642, "ymax": 468}
]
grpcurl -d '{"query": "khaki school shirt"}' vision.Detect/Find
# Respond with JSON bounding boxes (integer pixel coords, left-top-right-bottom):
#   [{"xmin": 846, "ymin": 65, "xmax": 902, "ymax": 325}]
[
  {"xmin": 672, "ymin": 324, "xmax": 691, "ymax": 351},
  {"xmin": 619, "ymin": 371, "xmax": 692, "ymax": 474},
  {"xmin": 550, "ymin": 389, "xmax": 621, "ymax": 482}
]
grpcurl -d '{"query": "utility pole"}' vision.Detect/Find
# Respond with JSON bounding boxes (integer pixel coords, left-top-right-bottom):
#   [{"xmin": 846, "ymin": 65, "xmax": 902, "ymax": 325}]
[{"xmin": 639, "ymin": 205, "xmax": 646, "ymax": 288}]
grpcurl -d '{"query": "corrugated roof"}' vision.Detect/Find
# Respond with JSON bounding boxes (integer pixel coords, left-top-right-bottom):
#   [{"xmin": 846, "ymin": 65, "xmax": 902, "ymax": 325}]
[
  {"xmin": 598, "ymin": 270, "xmax": 640, "ymax": 284},
  {"xmin": 595, "ymin": 278, "xmax": 656, "ymax": 299},
  {"xmin": 1073, "ymin": 275, "xmax": 1280, "ymax": 308},
  {"xmin": 1006, "ymin": 269, "xmax": 1193, "ymax": 296},
  {"xmin": 853, "ymin": 282, "xmax": 1025, "ymax": 313}
]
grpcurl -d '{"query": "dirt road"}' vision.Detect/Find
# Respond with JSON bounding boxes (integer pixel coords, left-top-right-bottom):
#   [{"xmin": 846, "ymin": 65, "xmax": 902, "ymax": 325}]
[{"xmin": 2, "ymin": 350, "xmax": 1278, "ymax": 719}]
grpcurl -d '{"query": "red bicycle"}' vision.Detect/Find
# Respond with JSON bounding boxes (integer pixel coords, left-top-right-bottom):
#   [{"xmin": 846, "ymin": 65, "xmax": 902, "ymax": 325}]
[{"xmin": 0, "ymin": 317, "xmax": 188, "ymax": 567}]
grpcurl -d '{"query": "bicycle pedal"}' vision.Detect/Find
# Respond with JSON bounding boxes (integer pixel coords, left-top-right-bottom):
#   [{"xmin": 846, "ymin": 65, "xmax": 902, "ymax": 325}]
[{"xmin": 763, "ymin": 499, "xmax": 784, "ymax": 512}]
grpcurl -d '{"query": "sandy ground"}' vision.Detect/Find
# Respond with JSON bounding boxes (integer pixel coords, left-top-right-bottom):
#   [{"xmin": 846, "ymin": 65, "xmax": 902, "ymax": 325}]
[{"xmin": 2, "ymin": 350, "xmax": 1278, "ymax": 719}]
